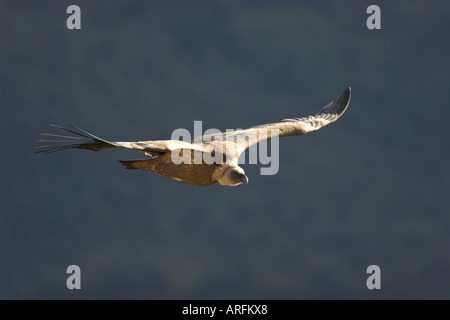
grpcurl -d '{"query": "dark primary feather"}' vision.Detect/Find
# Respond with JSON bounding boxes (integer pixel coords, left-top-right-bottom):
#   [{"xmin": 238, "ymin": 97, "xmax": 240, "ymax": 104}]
[
  {"xmin": 34, "ymin": 124, "xmax": 117, "ymax": 154},
  {"xmin": 278, "ymin": 86, "xmax": 350, "ymax": 123},
  {"xmin": 317, "ymin": 86, "xmax": 351, "ymax": 116}
]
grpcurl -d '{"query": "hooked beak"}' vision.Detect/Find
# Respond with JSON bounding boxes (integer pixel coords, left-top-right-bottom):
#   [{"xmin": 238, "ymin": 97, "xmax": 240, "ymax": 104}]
[{"xmin": 242, "ymin": 175, "xmax": 249, "ymax": 184}]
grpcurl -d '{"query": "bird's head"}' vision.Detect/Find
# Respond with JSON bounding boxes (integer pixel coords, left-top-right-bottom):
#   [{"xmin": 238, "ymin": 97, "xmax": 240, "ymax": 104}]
[{"xmin": 217, "ymin": 165, "xmax": 249, "ymax": 186}]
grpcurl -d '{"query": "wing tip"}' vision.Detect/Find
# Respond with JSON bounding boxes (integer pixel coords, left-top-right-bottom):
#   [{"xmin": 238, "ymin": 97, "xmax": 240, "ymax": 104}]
[
  {"xmin": 35, "ymin": 124, "xmax": 116, "ymax": 154},
  {"xmin": 317, "ymin": 86, "xmax": 351, "ymax": 117},
  {"xmin": 337, "ymin": 86, "xmax": 351, "ymax": 116}
]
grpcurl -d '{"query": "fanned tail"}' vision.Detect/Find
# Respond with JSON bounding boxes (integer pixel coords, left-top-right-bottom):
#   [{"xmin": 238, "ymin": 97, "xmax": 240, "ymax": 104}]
[{"xmin": 34, "ymin": 124, "xmax": 118, "ymax": 154}]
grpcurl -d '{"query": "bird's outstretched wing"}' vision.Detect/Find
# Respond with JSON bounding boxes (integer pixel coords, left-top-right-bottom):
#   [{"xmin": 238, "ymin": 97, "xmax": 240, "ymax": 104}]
[
  {"xmin": 212, "ymin": 87, "xmax": 351, "ymax": 156},
  {"xmin": 34, "ymin": 124, "xmax": 119, "ymax": 154},
  {"xmin": 35, "ymin": 124, "xmax": 203, "ymax": 156}
]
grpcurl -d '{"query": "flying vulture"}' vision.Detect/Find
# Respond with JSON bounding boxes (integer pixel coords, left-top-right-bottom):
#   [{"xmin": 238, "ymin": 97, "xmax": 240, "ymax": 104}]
[{"xmin": 36, "ymin": 87, "xmax": 351, "ymax": 186}]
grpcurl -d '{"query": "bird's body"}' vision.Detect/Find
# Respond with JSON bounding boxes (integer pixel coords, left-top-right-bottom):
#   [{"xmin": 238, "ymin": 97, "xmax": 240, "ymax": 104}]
[
  {"xmin": 36, "ymin": 87, "xmax": 351, "ymax": 186},
  {"xmin": 117, "ymin": 152, "xmax": 223, "ymax": 186}
]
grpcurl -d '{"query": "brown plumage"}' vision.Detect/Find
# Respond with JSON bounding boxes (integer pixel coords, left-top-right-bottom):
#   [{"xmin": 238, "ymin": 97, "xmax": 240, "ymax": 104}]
[
  {"xmin": 117, "ymin": 152, "xmax": 219, "ymax": 186},
  {"xmin": 35, "ymin": 87, "xmax": 351, "ymax": 186}
]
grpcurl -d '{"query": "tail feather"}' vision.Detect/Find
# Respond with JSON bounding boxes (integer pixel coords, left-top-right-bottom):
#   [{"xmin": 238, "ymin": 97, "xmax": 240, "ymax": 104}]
[
  {"xmin": 117, "ymin": 159, "xmax": 156, "ymax": 171},
  {"xmin": 35, "ymin": 124, "xmax": 117, "ymax": 154}
]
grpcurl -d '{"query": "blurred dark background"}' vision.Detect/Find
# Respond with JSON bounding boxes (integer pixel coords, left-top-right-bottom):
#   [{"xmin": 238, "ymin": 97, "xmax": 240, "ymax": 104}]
[{"xmin": 1, "ymin": 0, "xmax": 449, "ymax": 299}]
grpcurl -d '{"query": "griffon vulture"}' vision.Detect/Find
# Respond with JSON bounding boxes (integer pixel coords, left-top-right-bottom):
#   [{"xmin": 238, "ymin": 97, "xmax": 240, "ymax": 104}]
[{"xmin": 35, "ymin": 87, "xmax": 351, "ymax": 186}]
